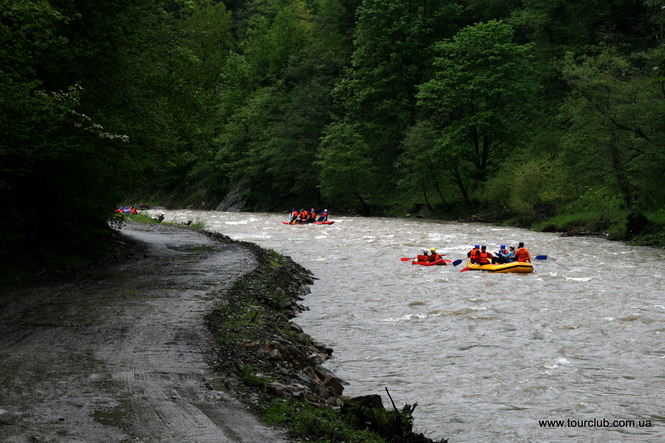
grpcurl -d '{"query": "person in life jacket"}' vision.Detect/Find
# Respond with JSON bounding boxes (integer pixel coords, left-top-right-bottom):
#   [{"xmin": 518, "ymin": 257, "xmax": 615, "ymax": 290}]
[
  {"xmin": 428, "ymin": 247, "xmax": 443, "ymax": 263},
  {"xmin": 496, "ymin": 244, "xmax": 510, "ymax": 264},
  {"xmin": 299, "ymin": 209, "xmax": 308, "ymax": 223},
  {"xmin": 289, "ymin": 209, "xmax": 299, "ymax": 224},
  {"xmin": 507, "ymin": 246, "xmax": 516, "ymax": 262},
  {"xmin": 317, "ymin": 209, "xmax": 329, "ymax": 222},
  {"xmin": 514, "ymin": 242, "xmax": 531, "ymax": 262},
  {"xmin": 476, "ymin": 245, "xmax": 493, "ymax": 265},
  {"xmin": 416, "ymin": 249, "xmax": 430, "ymax": 262},
  {"xmin": 308, "ymin": 208, "xmax": 317, "ymax": 223},
  {"xmin": 468, "ymin": 244, "xmax": 480, "ymax": 263}
]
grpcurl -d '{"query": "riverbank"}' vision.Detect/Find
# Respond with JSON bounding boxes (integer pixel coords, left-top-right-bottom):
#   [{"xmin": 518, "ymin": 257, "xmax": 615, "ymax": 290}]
[
  {"xmin": 199, "ymin": 228, "xmax": 447, "ymax": 442},
  {"xmin": 0, "ymin": 219, "xmax": 445, "ymax": 442}
]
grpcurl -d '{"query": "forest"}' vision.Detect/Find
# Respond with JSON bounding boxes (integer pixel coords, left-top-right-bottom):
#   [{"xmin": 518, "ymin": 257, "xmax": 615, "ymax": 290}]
[{"xmin": 2, "ymin": 0, "xmax": 665, "ymax": 278}]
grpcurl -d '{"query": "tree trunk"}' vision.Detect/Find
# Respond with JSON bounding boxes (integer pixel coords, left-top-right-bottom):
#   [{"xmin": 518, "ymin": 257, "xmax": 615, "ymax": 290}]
[
  {"xmin": 421, "ymin": 183, "xmax": 433, "ymax": 211},
  {"xmin": 607, "ymin": 131, "xmax": 634, "ymax": 213},
  {"xmin": 451, "ymin": 165, "xmax": 471, "ymax": 207}
]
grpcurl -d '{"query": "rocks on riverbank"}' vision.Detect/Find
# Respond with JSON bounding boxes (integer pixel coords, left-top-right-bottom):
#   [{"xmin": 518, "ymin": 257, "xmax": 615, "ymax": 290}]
[{"xmin": 203, "ymin": 230, "xmax": 345, "ymax": 406}]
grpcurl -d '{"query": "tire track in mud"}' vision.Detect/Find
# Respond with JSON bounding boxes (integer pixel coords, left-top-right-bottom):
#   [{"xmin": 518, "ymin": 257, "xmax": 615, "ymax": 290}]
[{"xmin": 0, "ymin": 222, "xmax": 289, "ymax": 442}]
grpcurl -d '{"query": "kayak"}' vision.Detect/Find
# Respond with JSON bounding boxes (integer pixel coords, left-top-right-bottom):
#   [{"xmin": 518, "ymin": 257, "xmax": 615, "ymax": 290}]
[
  {"xmin": 412, "ymin": 258, "xmax": 448, "ymax": 266},
  {"xmin": 465, "ymin": 260, "xmax": 533, "ymax": 273},
  {"xmin": 282, "ymin": 221, "xmax": 335, "ymax": 225}
]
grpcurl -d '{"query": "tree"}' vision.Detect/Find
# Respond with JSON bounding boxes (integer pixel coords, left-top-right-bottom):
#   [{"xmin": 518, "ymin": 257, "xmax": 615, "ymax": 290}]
[
  {"xmin": 332, "ymin": 0, "xmax": 462, "ymax": 196},
  {"xmin": 416, "ymin": 20, "xmax": 538, "ymax": 195},
  {"xmin": 0, "ymin": 0, "xmax": 140, "ymax": 274},
  {"xmin": 317, "ymin": 122, "xmax": 377, "ymax": 211},
  {"xmin": 559, "ymin": 47, "xmax": 665, "ymax": 234},
  {"xmin": 398, "ymin": 121, "xmax": 452, "ymax": 210}
]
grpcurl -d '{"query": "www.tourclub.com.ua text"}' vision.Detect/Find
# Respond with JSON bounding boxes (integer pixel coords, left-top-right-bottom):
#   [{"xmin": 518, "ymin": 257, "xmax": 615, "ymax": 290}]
[{"xmin": 539, "ymin": 418, "xmax": 653, "ymax": 428}]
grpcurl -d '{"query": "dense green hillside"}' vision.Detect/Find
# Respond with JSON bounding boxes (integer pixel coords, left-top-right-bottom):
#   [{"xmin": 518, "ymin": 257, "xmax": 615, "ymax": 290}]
[{"xmin": 3, "ymin": 0, "xmax": 665, "ymax": 279}]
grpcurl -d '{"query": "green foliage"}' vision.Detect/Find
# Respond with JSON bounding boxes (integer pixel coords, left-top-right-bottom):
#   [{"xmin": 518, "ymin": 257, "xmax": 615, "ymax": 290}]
[
  {"xmin": 559, "ymin": 48, "xmax": 665, "ymax": 214},
  {"xmin": 317, "ymin": 122, "xmax": 377, "ymax": 209},
  {"xmin": 207, "ymin": 0, "xmax": 349, "ymax": 209},
  {"xmin": 6, "ymin": 0, "xmax": 665, "ymax": 276},
  {"xmin": 262, "ymin": 398, "xmax": 384, "ymax": 442},
  {"xmin": 417, "ymin": 21, "xmax": 538, "ymax": 185},
  {"xmin": 118, "ymin": 213, "xmax": 161, "ymax": 225},
  {"xmin": 484, "ymin": 157, "xmax": 568, "ymax": 223},
  {"xmin": 333, "ymin": 0, "xmax": 462, "ymax": 198},
  {"xmin": 181, "ymin": 0, "xmax": 233, "ymax": 88},
  {"xmin": 241, "ymin": 365, "xmax": 271, "ymax": 390},
  {"xmin": 0, "ymin": 0, "xmax": 144, "ymax": 273},
  {"xmin": 398, "ymin": 120, "xmax": 455, "ymax": 210}
]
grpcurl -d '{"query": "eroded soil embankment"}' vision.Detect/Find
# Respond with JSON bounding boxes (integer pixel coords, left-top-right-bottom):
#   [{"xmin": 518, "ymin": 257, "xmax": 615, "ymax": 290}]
[{"xmin": 0, "ymin": 222, "xmax": 289, "ymax": 442}]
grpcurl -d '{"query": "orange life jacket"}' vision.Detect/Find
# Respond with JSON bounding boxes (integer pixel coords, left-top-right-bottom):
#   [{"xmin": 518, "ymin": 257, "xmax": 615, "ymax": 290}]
[
  {"xmin": 300, "ymin": 210, "xmax": 308, "ymax": 219},
  {"xmin": 469, "ymin": 248, "xmax": 479, "ymax": 261},
  {"xmin": 515, "ymin": 248, "xmax": 530, "ymax": 262},
  {"xmin": 478, "ymin": 251, "xmax": 491, "ymax": 264}
]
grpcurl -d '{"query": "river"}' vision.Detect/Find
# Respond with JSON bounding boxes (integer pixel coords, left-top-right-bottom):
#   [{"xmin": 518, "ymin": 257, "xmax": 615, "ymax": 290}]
[{"xmin": 145, "ymin": 209, "xmax": 665, "ymax": 442}]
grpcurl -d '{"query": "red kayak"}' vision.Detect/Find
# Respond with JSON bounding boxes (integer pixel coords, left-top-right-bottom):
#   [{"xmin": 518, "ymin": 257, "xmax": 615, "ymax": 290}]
[
  {"xmin": 282, "ymin": 221, "xmax": 335, "ymax": 225},
  {"xmin": 412, "ymin": 258, "xmax": 448, "ymax": 266}
]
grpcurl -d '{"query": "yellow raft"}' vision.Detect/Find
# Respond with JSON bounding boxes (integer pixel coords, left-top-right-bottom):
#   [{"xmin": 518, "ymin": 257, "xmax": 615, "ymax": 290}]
[{"xmin": 465, "ymin": 260, "xmax": 533, "ymax": 274}]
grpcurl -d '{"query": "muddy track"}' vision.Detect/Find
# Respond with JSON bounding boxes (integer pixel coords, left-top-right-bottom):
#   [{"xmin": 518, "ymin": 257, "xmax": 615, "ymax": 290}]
[{"xmin": 0, "ymin": 222, "xmax": 289, "ymax": 442}]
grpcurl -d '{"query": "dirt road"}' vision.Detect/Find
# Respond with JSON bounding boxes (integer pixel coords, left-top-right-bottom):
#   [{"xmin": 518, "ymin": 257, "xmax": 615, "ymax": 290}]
[{"xmin": 0, "ymin": 222, "xmax": 289, "ymax": 442}]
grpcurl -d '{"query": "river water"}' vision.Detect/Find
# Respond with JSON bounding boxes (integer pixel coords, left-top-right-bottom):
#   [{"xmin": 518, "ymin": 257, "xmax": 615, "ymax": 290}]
[{"xmin": 145, "ymin": 210, "xmax": 665, "ymax": 441}]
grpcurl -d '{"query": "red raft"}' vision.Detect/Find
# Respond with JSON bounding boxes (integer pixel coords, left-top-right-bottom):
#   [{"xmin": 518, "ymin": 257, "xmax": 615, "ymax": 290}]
[
  {"xmin": 412, "ymin": 258, "xmax": 448, "ymax": 266},
  {"xmin": 282, "ymin": 221, "xmax": 335, "ymax": 225}
]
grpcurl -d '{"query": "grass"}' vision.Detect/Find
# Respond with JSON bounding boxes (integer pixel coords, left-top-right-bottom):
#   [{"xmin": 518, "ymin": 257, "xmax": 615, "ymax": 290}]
[
  {"xmin": 262, "ymin": 398, "xmax": 385, "ymax": 443},
  {"xmin": 531, "ymin": 210, "xmax": 625, "ymax": 238},
  {"xmin": 116, "ymin": 212, "xmax": 206, "ymax": 230}
]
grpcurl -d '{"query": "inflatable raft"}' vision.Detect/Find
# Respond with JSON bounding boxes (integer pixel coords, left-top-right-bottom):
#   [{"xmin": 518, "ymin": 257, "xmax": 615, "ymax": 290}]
[
  {"xmin": 282, "ymin": 220, "xmax": 335, "ymax": 225},
  {"xmin": 412, "ymin": 258, "xmax": 447, "ymax": 266},
  {"xmin": 465, "ymin": 260, "xmax": 533, "ymax": 273}
]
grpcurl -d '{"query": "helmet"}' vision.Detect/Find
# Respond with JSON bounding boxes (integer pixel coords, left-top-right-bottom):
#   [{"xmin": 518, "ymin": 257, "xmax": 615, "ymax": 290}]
[
  {"xmin": 500, "ymin": 244, "xmax": 506, "ymax": 248},
  {"xmin": 324, "ymin": 209, "xmax": 327, "ymax": 212},
  {"xmin": 430, "ymin": 247, "xmax": 436, "ymax": 251},
  {"xmin": 474, "ymin": 244, "xmax": 480, "ymax": 248}
]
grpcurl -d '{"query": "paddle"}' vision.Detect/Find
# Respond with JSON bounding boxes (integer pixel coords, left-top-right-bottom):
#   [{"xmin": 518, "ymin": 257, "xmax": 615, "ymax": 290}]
[
  {"xmin": 452, "ymin": 259, "xmax": 464, "ymax": 266},
  {"xmin": 536, "ymin": 255, "xmax": 547, "ymax": 260},
  {"xmin": 400, "ymin": 257, "xmax": 414, "ymax": 261}
]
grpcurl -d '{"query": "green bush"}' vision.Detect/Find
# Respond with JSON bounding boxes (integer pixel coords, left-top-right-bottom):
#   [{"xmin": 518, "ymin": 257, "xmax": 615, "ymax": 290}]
[{"xmin": 483, "ymin": 157, "xmax": 567, "ymax": 223}]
